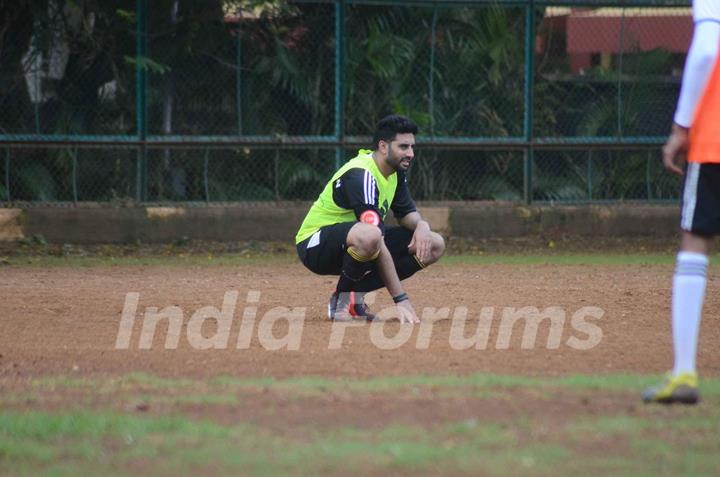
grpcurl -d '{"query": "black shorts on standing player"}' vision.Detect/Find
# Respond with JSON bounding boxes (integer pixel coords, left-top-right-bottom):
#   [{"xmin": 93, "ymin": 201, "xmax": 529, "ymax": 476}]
[{"xmin": 680, "ymin": 162, "xmax": 720, "ymax": 236}]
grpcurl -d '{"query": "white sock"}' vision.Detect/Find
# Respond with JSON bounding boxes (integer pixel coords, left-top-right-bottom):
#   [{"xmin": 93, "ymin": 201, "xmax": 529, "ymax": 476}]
[{"xmin": 672, "ymin": 251, "xmax": 708, "ymax": 376}]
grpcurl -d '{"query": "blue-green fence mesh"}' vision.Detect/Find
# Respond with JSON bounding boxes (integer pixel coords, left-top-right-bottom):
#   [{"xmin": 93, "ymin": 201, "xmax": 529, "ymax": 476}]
[{"xmin": 0, "ymin": 0, "xmax": 689, "ymax": 204}]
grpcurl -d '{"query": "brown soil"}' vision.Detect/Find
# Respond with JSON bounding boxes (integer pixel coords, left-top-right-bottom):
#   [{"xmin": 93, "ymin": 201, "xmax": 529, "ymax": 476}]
[
  {"xmin": 1, "ymin": 260, "xmax": 717, "ymax": 471},
  {"xmin": 0, "ymin": 235, "xmax": 680, "ymax": 259},
  {"xmin": 1, "ymin": 261, "xmax": 718, "ymax": 380},
  {"xmin": 0, "ymin": 381, "xmax": 642, "ymax": 438}
]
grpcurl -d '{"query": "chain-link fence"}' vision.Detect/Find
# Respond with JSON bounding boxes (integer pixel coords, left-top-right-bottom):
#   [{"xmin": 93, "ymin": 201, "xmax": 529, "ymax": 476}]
[{"xmin": 0, "ymin": 0, "xmax": 689, "ymax": 204}]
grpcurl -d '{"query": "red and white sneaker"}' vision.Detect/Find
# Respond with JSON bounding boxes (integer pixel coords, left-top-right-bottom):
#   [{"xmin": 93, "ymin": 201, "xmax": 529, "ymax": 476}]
[{"xmin": 328, "ymin": 291, "xmax": 376, "ymax": 322}]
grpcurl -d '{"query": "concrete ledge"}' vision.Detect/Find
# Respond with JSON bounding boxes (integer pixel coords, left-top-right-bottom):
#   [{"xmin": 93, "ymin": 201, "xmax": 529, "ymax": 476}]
[
  {"xmin": 2, "ymin": 203, "xmax": 681, "ymax": 244},
  {"xmin": 0, "ymin": 209, "xmax": 23, "ymax": 241},
  {"xmin": 451, "ymin": 204, "xmax": 679, "ymax": 239},
  {"xmin": 22, "ymin": 206, "xmax": 308, "ymax": 243},
  {"xmin": 415, "ymin": 206, "xmax": 450, "ymax": 235}
]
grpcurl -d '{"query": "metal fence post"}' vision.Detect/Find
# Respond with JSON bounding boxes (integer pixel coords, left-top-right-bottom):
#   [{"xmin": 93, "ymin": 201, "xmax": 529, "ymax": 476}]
[
  {"xmin": 334, "ymin": 0, "xmax": 345, "ymax": 170},
  {"xmin": 587, "ymin": 150, "xmax": 593, "ymax": 201},
  {"xmin": 236, "ymin": 24, "xmax": 243, "ymax": 136},
  {"xmin": 71, "ymin": 148, "xmax": 78, "ymax": 204},
  {"xmin": 646, "ymin": 150, "xmax": 652, "ymax": 200},
  {"xmin": 617, "ymin": 7, "xmax": 626, "ymax": 138},
  {"xmin": 523, "ymin": 1, "xmax": 535, "ymax": 204},
  {"xmin": 274, "ymin": 148, "xmax": 281, "ymax": 201},
  {"xmin": 4, "ymin": 149, "xmax": 10, "ymax": 203},
  {"xmin": 30, "ymin": 33, "xmax": 41, "ymax": 134},
  {"xmin": 429, "ymin": 4, "xmax": 438, "ymax": 138},
  {"xmin": 204, "ymin": 149, "xmax": 210, "ymax": 203},
  {"xmin": 136, "ymin": 0, "xmax": 148, "ymax": 202}
]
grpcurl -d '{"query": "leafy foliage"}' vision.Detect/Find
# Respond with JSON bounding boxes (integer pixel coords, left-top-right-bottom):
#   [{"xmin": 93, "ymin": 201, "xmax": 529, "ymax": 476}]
[{"xmin": 0, "ymin": 1, "xmax": 682, "ymax": 203}]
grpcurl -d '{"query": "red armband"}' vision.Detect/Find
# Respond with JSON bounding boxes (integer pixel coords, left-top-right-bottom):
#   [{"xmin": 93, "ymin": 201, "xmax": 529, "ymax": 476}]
[{"xmin": 359, "ymin": 210, "xmax": 380, "ymax": 226}]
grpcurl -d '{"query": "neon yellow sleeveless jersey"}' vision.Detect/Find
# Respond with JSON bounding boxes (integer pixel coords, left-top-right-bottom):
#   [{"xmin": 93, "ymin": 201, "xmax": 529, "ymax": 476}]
[{"xmin": 295, "ymin": 150, "xmax": 400, "ymax": 243}]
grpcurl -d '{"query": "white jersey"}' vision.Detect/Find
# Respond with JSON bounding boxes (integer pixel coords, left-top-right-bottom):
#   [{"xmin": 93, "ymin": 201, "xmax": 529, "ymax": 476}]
[{"xmin": 674, "ymin": 0, "xmax": 720, "ymax": 127}]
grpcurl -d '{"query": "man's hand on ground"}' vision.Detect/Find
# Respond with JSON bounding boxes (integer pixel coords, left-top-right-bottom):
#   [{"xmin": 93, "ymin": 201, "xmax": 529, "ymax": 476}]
[{"xmin": 396, "ymin": 299, "xmax": 420, "ymax": 324}]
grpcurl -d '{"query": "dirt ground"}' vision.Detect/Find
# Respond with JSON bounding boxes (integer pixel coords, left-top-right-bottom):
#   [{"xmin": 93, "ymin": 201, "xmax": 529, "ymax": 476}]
[
  {"xmin": 2, "ymin": 259, "xmax": 720, "ymax": 473},
  {"xmin": 1, "ymin": 261, "xmax": 719, "ymax": 381}
]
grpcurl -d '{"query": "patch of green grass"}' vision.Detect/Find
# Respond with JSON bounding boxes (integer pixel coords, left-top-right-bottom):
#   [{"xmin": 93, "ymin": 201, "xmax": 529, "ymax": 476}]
[
  {"xmin": 207, "ymin": 373, "xmax": 544, "ymax": 393},
  {"xmin": 560, "ymin": 453, "xmax": 718, "ymax": 477},
  {"xmin": 0, "ymin": 411, "xmax": 571, "ymax": 477},
  {"xmin": 569, "ymin": 413, "xmax": 720, "ymax": 437},
  {"xmin": 11, "ymin": 372, "xmax": 720, "ymax": 475},
  {"xmin": 4, "ymin": 373, "xmax": 720, "ymax": 477},
  {"xmin": 446, "ymin": 420, "xmax": 518, "ymax": 446},
  {"xmin": 0, "ymin": 412, "xmax": 230, "ymax": 441},
  {"xmin": 441, "ymin": 254, "xmax": 679, "ymax": 266},
  {"xmin": 561, "ymin": 416, "xmax": 720, "ymax": 477},
  {"xmin": 116, "ymin": 372, "xmax": 198, "ymax": 389},
  {"xmin": 26, "ymin": 373, "xmax": 720, "ymax": 398},
  {"xmin": 4, "ymin": 253, "xmax": 296, "ymax": 268},
  {"xmin": 263, "ymin": 372, "xmax": 720, "ymax": 396},
  {"xmin": 160, "ymin": 393, "xmax": 238, "ymax": 405},
  {"xmin": 3, "ymin": 251, "xmax": 698, "ymax": 268},
  {"xmin": 32, "ymin": 373, "xmax": 198, "ymax": 392},
  {"xmin": 209, "ymin": 374, "xmax": 277, "ymax": 388}
]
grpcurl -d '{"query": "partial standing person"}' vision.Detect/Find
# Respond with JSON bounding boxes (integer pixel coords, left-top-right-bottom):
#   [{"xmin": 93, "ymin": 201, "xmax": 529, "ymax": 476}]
[
  {"xmin": 295, "ymin": 115, "xmax": 445, "ymax": 323},
  {"xmin": 643, "ymin": 0, "xmax": 720, "ymax": 404}
]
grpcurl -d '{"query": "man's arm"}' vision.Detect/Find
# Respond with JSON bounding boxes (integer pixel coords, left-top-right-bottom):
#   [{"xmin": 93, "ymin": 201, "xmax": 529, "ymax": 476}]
[
  {"xmin": 375, "ymin": 239, "xmax": 420, "ymax": 323},
  {"xmin": 665, "ymin": 19, "xmax": 720, "ymax": 175},
  {"xmin": 335, "ymin": 168, "xmax": 386, "ymax": 231},
  {"xmin": 663, "ymin": 124, "xmax": 689, "ymax": 176},
  {"xmin": 673, "ymin": 21, "xmax": 720, "ymax": 129},
  {"xmin": 337, "ymin": 168, "xmax": 419, "ymax": 322},
  {"xmin": 391, "ymin": 172, "xmax": 434, "ymax": 263},
  {"xmin": 398, "ymin": 211, "xmax": 433, "ymax": 264}
]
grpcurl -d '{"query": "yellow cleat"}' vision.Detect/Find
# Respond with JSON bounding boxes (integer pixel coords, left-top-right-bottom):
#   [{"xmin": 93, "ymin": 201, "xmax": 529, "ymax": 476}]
[{"xmin": 642, "ymin": 372, "xmax": 699, "ymax": 405}]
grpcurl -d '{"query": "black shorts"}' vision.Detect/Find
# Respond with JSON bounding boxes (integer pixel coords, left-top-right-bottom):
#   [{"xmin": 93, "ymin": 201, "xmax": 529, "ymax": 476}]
[
  {"xmin": 296, "ymin": 223, "xmax": 414, "ymax": 275},
  {"xmin": 681, "ymin": 162, "xmax": 720, "ymax": 236}
]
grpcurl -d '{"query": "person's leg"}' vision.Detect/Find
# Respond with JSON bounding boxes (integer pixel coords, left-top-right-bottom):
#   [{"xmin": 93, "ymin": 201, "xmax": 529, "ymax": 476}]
[
  {"xmin": 335, "ymin": 222, "xmax": 381, "ymax": 293},
  {"xmin": 298, "ymin": 222, "xmax": 382, "ymax": 321},
  {"xmin": 642, "ymin": 232, "xmax": 709, "ymax": 404},
  {"xmin": 353, "ymin": 227, "xmax": 445, "ymax": 293},
  {"xmin": 644, "ymin": 163, "xmax": 719, "ymax": 404},
  {"xmin": 328, "ymin": 223, "xmax": 381, "ymax": 321},
  {"xmin": 408, "ymin": 230, "xmax": 446, "ymax": 267},
  {"xmin": 297, "ymin": 222, "xmax": 358, "ymax": 276},
  {"xmin": 672, "ymin": 232, "xmax": 711, "ymax": 377}
]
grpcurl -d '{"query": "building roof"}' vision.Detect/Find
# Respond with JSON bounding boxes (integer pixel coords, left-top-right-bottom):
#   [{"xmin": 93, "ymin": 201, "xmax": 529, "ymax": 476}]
[
  {"xmin": 560, "ymin": 7, "xmax": 693, "ymax": 54},
  {"xmin": 545, "ymin": 7, "xmax": 691, "ymax": 18}
]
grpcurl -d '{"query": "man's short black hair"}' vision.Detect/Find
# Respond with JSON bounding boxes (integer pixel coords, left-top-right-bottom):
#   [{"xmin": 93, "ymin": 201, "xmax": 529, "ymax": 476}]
[{"xmin": 372, "ymin": 115, "xmax": 419, "ymax": 150}]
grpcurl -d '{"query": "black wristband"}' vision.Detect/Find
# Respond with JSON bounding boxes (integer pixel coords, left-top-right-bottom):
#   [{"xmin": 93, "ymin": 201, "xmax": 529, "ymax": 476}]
[{"xmin": 392, "ymin": 293, "xmax": 409, "ymax": 303}]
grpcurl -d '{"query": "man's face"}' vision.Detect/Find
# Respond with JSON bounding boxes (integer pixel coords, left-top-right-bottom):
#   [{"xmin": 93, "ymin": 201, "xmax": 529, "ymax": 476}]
[{"xmin": 382, "ymin": 133, "xmax": 416, "ymax": 172}]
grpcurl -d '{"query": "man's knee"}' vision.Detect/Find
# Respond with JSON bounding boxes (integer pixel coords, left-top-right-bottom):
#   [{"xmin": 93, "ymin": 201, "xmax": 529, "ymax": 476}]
[
  {"xmin": 424, "ymin": 233, "xmax": 446, "ymax": 265},
  {"xmin": 348, "ymin": 223, "xmax": 382, "ymax": 257}
]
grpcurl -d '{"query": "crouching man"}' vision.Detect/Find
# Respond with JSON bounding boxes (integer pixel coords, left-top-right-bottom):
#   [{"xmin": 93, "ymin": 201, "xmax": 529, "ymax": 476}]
[{"xmin": 295, "ymin": 115, "xmax": 445, "ymax": 323}]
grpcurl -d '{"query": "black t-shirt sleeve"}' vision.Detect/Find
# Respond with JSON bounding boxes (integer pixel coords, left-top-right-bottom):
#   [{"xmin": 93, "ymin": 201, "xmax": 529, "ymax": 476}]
[
  {"xmin": 332, "ymin": 168, "xmax": 385, "ymax": 230},
  {"xmin": 391, "ymin": 172, "xmax": 417, "ymax": 218}
]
